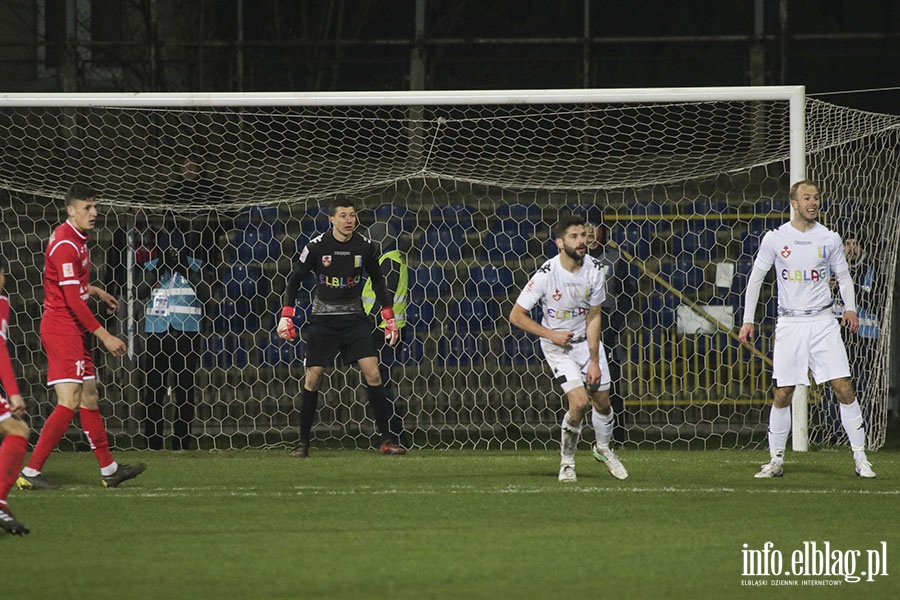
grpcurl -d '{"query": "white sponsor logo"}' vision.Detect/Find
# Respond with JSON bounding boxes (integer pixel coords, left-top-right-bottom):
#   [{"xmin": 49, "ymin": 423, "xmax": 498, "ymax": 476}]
[
  {"xmin": 62, "ymin": 262, "xmax": 75, "ymax": 278},
  {"xmin": 741, "ymin": 541, "xmax": 889, "ymax": 585}
]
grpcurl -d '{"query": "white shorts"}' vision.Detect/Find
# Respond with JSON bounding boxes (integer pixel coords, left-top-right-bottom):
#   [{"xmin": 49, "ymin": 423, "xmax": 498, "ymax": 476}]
[
  {"xmin": 772, "ymin": 316, "xmax": 851, "ymax": 387},
  {"xmin": 540, "ymin": 338, "xmax": 611, "ymax": 393}
]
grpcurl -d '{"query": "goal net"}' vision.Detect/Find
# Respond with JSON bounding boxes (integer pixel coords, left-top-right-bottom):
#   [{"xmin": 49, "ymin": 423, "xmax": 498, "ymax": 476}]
[{"xmin": 1, "ymin": 88, "xmax": 897, "ymax": 451}]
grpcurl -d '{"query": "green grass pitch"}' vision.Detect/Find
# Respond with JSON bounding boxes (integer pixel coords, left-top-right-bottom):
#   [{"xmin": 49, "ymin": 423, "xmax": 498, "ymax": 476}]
[{"xmin": 4, "ymin": 447, "xmax": 898, "ymax": 599}]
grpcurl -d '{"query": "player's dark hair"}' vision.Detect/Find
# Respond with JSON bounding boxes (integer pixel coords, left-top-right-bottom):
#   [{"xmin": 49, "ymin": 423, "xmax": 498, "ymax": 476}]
[
  {"xmin": 65, "ymin": 183, "xmax": 97, "ymax": 205},
  {"xmin": 329, "ymin": 194, "xmax": 356, "ymax": 215},
  {"xmin": 555, "ymin": 214, "xmax": 586, "ymax": 238}
]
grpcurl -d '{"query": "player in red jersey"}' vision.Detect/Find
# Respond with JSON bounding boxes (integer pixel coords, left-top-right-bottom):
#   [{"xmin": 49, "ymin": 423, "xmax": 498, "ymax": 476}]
[
  {"xmin": 0, "ymin": 258, "xmax": 30, "ymax": 534},
  {"xmin": 17, "ymin": 184, "xmax": 146, "ymax": 490}
]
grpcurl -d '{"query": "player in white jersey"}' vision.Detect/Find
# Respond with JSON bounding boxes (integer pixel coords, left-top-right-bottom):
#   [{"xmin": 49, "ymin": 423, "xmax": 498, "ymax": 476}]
[
  {"xmin": 510, "ymin": 215, "xmax": 628, "ymax": 482},
  {"xmin": 739, "ymin": 180, "xmax": 876, "ymax": 479}
]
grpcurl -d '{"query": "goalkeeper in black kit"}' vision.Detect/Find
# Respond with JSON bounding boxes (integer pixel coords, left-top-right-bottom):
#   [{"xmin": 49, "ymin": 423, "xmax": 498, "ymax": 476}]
[{"xmin": 278, "ymin": 197, "xmax": 405, "ymax": 456}]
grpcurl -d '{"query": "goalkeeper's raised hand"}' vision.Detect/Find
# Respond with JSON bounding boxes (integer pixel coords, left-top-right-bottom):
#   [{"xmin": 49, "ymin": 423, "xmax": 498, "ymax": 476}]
[
  {"xmin": 277, "ymin": 306, "xmax": 298, "ymax": 340},
  {"xmin": 382, "ymin": 307, "xmax": 400, "ymax": 347}
]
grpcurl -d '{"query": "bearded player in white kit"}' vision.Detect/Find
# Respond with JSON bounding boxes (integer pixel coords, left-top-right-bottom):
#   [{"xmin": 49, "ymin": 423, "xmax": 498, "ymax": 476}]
[
  {"xmin": 510, "ymin": 215, "xmax": 628, "ymax": 482},
  {"xmin": 739, "ymin": 180, "xmax": 876, "ymax": 479}
]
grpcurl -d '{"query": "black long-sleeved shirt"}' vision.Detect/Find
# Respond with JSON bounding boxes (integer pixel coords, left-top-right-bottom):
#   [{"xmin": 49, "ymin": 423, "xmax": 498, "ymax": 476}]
[{"xmin": 284, "ymin": 231, "xmax": 391, "ymax": 315}]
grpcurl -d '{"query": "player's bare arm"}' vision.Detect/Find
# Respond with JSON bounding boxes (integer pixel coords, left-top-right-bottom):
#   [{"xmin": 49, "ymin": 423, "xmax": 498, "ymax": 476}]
[
  {"xmin": 8, "ymin": 394, "xmax": 25, "ymax": 417},
  {"xmin": 585, "ymin": 305, "xmax": 603, "ymax": 385},
  {"xmin": 89, "ymin": 285, "xmax": 119, "ymax": 314},
  {"xmin": 509, "ymin": 304, "xmax": 573, "ymax": 346},
  {"xmin": 94, "ymin": 326, "xmax": 126, "ymax": 357}
]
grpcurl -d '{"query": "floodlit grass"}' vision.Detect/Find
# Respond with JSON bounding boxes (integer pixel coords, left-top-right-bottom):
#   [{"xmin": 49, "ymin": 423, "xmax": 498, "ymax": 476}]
[{"xmin": 4, "ymin": 448, "xmax": 899, "ymax": 600}]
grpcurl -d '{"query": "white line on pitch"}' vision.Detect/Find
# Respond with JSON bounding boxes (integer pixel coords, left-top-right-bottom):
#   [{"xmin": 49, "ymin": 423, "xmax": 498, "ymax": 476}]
[{"xmin": 23, "ymin": 485, "xmax": 900, "ymax": 499}]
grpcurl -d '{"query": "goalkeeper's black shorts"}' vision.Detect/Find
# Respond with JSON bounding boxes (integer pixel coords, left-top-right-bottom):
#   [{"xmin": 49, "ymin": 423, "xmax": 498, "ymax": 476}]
[{"xmin": 305, "ymin": 313, "xmax": 377, "ymax": 367}]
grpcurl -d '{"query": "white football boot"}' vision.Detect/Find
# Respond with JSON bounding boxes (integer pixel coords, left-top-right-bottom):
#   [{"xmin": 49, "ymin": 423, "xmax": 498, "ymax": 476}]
[
  {"xmin": 558, "ymin": 463, "xmax": 577, "ymax": 483},
  {"xmin": 754, "ymin": 458, "xmax": 784, "ymax": 478},
  {"xmin": 854, "ymin": 458, "xmax": 876, "ymax": 479},
  {"xmin": 592, "ymin": 445, "xmax": 628, "ymax": 480}
]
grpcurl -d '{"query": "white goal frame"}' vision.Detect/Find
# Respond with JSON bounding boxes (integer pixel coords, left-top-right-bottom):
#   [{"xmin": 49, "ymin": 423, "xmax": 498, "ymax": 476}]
[{"xmin": 0, "ymin": 85, "xmax": 815, "ymax": 450}]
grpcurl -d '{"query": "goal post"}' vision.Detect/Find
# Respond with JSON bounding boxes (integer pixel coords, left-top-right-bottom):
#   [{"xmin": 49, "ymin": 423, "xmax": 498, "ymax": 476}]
[{"xmin": 1, "ymin": 86, "xmax": 895, "ymax": 452}]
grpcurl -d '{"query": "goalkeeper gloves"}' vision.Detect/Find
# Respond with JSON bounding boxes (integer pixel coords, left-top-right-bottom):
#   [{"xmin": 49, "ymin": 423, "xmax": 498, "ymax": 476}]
[
  {"xmin": 277, "ymin": 306, "xmax": 297, "ymax": 340},
  {"xmin": 382, "ymin": 307, "xmax": 400, "ymax": 347}
]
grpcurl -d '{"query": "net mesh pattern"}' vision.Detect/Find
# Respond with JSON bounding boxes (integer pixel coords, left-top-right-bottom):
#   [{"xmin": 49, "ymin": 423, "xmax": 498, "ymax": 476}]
[{"xmin": 1, "ymin": 96, "xmax": 897, "ymax": 451}]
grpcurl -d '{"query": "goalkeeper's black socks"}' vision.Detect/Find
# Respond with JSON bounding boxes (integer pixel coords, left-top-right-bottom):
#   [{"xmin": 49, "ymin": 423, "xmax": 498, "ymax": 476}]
[
  {"xmin": 366, "ymin": 384, "xmax": 392, "ymax": 440},
  {"xmin": 299, "ymin": 387, "xmax": 319, "ymax": 443}
]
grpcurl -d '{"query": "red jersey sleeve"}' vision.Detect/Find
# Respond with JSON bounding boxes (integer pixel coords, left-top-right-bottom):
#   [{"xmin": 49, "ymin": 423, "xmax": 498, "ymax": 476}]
[
  {"xmin": 48, "ymin": 243, "xmax": 102, "ymax": 333},
  {"xmin": 0, "ymin": 296, "xmax": 21, "ymax": 397},
  {"xmin": 62, "ymin": 284, "xmax": 101, "ymax": 334}
]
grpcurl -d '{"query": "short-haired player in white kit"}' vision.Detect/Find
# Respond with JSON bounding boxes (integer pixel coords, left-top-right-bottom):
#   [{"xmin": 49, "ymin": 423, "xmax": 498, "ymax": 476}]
[
  {"xmin": 739, "ymin": 180, "xmax": 876, "ymax": 479},
  {"xmin": 510, "ymin": 215, "xmax": 628, "ymax": 482}
]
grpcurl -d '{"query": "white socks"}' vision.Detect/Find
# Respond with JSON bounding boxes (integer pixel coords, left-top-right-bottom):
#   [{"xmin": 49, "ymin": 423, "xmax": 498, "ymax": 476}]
[
  {"xmin": 840, "ymin": 400, "xmax": 867, "ymax": 453},
  {"xmin": 592, "ymin": 408, "xmax": 615, "ymax": 450},
  {"xmin": 768, "ymin": 405, "xmax": 791, "ymax": 460},
  {"xmin": 560, "ymin": 412, "xmax": 582, "ymax": 463},
  {"xmin": 767, "ymin": 400, "xmax": 868, "ymax": 462}
]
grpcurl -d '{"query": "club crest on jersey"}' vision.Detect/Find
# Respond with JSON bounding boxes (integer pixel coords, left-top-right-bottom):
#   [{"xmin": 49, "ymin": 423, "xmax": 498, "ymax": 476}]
[
  {"xmin": 817, "ymin": 246, "xmax": 828, "ymax": 258},
  {"xmin": 62, "ymin": 262, "xmax": 75, "ymax": 278},
  {"xmin": 780, "ymin": 245, "xmax": 791, "ymax": 258},
  {"xmin": 321, "ymin": 255, "xmax": 332, "ymax": 267},
  {"xmin": 552, "ymin": 288, "xmax": 562, "ymax": 301},
  {"xmin": 354, "ymin": 255, "xmax": 362, "ymax": 267}
]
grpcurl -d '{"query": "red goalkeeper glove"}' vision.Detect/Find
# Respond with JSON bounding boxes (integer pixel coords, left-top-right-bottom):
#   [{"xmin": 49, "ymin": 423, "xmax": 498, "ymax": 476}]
[
  {"xmin": 277, "ymin": 306, "xmax": 297, "ymax": 340},
  {"xmin": 382, "ymin": 307, "xmax": 400, "ymax": 347}
]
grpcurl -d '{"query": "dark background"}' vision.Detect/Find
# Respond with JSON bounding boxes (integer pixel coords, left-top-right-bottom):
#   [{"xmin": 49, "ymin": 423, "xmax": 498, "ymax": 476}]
[{"xmin": 0, "ymin": 0, "xmax": 898, "ymax": 113}]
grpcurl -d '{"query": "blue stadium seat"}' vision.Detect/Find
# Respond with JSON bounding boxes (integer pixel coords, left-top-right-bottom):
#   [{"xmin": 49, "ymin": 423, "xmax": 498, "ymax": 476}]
[
  {"xmin": 224, "ymin": 264, "xmax": 269, "ymax": 299},
  {"xmin": 448, "ymin": 297, "xmax": 501, "ymax": 333},
  {"xmin": 204, "ymin": 334, "xmax": 248, "ymax": 369},
  {"xmin": 543, "ymin": 237, "xmax": 556, "ymax": 259},
  {"xmin": 300, "ymin": 206, "xmax": 330, "ymax": 238},
  {"xmin": 466, "ymin": 265, "xmax": 514, "ymax": 298},
  {"xmin": 430, "ymin": 204, "xmax": 477, "ymax": 226},
  {"xmin": 419, "ymin": 224, "xmax": 467, "ymax": 261},
  {"xmin": 216, "ymin": 298, "xmax": 259, "ymax": 334},
  {"xmin": 643, "ymin": 328, "xmax": 674, "ymax": 362},
  {"xmin": 397, "ymin": 336, "xmax": 425, "ymax": 365},
  {"xmin": 409, "ymin": 265, "xmax": 449, "ymax": 300},
  {"xmin": 496, "ymin": 202, "xmax": 542, "ymax": 221},
  {"xmin": 259, "ymin": 334, "xmax": 306, "ymax": 367},
  {"xmin": 480, "ymin": 226, "xmax": 530, "ymax": 261},
  {"xmin": 500, "ymin": 328, "xmax": 542, "ymax": 366},
  {"xmin": 235, "ymin": 205, "xmax": 285, "ymax": 236},
  {"xmin": 732, "ymin": 257, "xmax": 755, "ymax": 291},
  {"xmin": 754, "ymin": 198, "xmax": 782, "ymax": 214},
  {"xmin": 405, "ymin": 300, "xmax": 436, "ymax": 333},
  {"xmin": 232, "ymin": 223, "xmax": 280, "ymax": 263},
  {"xmin": 660, "ymin": 258, "xmax": 704, "ymax": 290},
  {"xmin": 626, "ymin": 200, "xmax": 665, "ymax": 216},
  {"xmin": 611, "ymin": 222, "xmax": 653, "ymax": 259},
  {"xmin": 687, "ymin": 199, "xmax": 729, "ymax": 215},
  {"xmin": 641, "ymin": 293, "xmax": 678, "ymax": 329},
  {"xmin": 742, "ymin": 221, "xmax": 769, "ymax": 258},
  {"xmin": 373, "ymin": 204, "xmax": 416, "ymax": 234},
  {"xmin": 203, "ymin": 335, "xmax": 223, "ymax": 368},
  {"xmin": 672, "ymin": 224, "xmax": 719, "ymax": 262},
  {"xmin": 562, "ymin": 203, "xmax": 604, "ymax": 225},
  {"xmin": 289, "ymin": 299, "xmax": 313, "ymax": 329},
  {"xmin": 495, "ymin": 204, "xmax": 541, "ymax": 236},
  {"xmin": 437, "ymin": 332, "xmax": 484, "ymax": 367}
]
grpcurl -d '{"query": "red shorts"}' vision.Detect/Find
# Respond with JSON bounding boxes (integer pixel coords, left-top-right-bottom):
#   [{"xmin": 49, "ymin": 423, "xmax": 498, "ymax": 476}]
[{"xmin": 42, "ymin": 333, "xmax": 95, "ymax": 386}]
